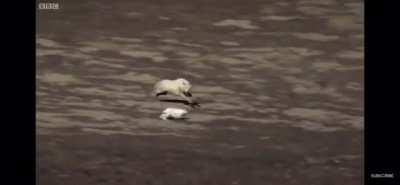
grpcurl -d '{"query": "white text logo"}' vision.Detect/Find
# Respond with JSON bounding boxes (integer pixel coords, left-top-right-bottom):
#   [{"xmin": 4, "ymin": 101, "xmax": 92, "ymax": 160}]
[{"xmin": 38, "ymin": 3, "xmax": 59, "ymax": 10}]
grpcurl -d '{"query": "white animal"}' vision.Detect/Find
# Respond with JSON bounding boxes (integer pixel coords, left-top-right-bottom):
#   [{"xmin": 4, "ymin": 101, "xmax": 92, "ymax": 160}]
[
  {"xmin": 160, "ymin": 108, "xmax": 188, "ymax": 120},
  {"xmin": 153, "ymin": 78, "xmax": 193, "ymax": 103}
]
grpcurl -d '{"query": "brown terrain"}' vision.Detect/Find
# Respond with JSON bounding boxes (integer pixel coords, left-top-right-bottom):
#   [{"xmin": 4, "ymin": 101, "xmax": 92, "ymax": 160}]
[{"xmin": 37, "ymin": 0, "xmax": 364, "ymax": 184}]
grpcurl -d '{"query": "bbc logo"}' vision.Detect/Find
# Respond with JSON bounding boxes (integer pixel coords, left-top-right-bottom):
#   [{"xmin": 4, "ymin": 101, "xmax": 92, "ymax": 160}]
[{"xmin": 38, "ymin": 3, "xmax": 59, "ymax": 10}]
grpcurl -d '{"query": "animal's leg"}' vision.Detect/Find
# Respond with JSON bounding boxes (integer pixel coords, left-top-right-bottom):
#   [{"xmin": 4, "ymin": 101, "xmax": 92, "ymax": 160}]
[
  {"xmin": 180, "ymin": 93, "xmax": 193, "ymax": 104},
  {"xmin": 156, "ymin": 91, "xmax": 168, "ymax": 97},
  {"xmin": 183, "ymin": 91, "xmax": 192, "ymax": 97}
]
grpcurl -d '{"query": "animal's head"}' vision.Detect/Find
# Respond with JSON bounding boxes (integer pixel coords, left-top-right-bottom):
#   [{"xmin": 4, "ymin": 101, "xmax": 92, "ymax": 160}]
[{"xmin": 176, "ymin": 78, "xmax": 192, "ymax": 92}]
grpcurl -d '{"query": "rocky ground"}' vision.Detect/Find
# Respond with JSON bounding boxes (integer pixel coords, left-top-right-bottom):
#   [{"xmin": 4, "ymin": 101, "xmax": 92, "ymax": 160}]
[{"xmin": 37, "ymin": 0, "xmax": 364, "ymax": 184}]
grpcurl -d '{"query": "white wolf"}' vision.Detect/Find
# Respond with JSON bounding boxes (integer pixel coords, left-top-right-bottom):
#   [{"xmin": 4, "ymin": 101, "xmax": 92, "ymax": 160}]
[{"xmin": 153, "ymin": 78, "xmax": 193, "ymax": 103}]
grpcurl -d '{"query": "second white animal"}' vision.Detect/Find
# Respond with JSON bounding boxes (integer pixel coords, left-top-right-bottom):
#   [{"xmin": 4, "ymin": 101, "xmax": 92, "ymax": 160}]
[{"xmin": 160, "ymin": 108, "xmax": 188, "ymax": 120}]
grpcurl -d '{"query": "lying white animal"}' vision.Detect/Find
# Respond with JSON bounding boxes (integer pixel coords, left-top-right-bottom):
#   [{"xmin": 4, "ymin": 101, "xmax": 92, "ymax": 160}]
[
  {"xmin": 153, "ymin": 78, "xmax": 193, "ymax": 103},
  {"xmin": 160, "ymin": 108, "xmax": 188, "ymax": 120}
]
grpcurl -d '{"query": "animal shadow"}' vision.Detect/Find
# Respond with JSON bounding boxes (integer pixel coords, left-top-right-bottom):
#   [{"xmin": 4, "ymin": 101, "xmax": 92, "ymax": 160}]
[
  {"xmin": 165, "ymin": 117, "xmax": 189, "ymax": 121},
  {"xmin": 159, "ymin": 99, "xmax": 201, "ymax": 108}
]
